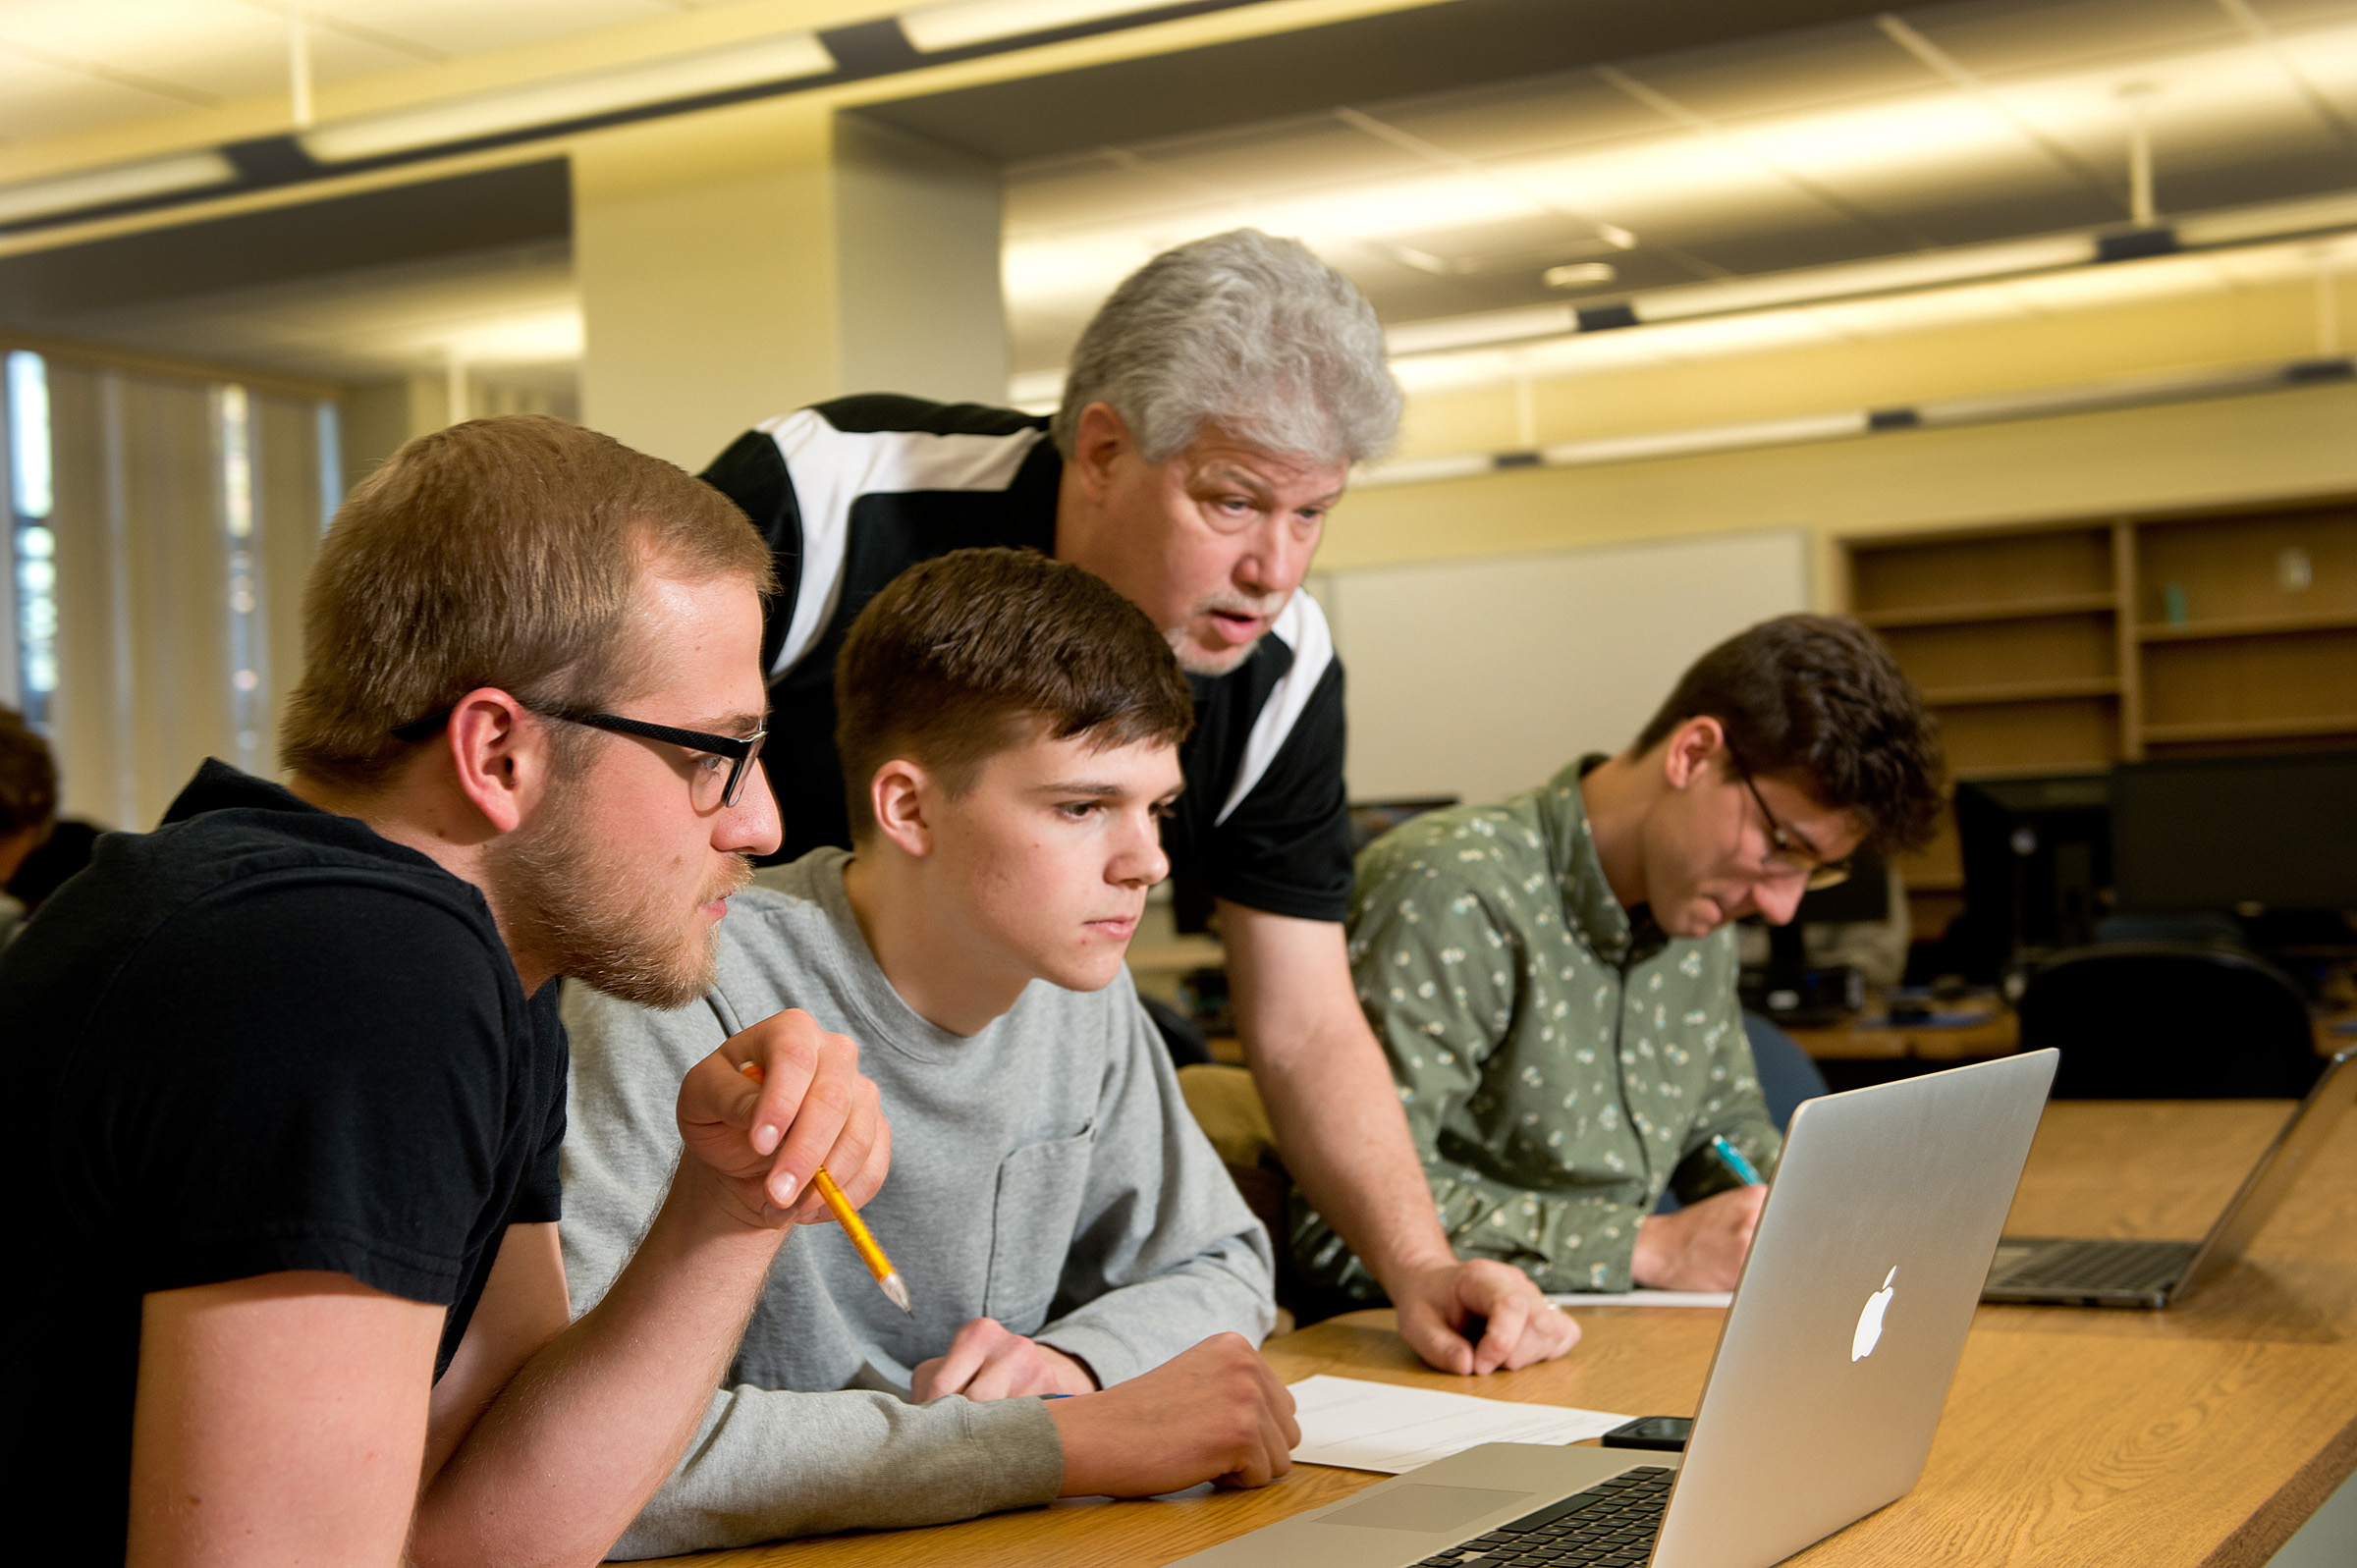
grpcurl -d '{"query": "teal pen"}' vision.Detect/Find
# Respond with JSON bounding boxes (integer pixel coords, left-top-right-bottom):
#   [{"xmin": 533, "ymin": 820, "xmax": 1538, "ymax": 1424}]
[{"xmin": 1709, "ymin": 1134, "xmax": 1764, "ymax": 1186}]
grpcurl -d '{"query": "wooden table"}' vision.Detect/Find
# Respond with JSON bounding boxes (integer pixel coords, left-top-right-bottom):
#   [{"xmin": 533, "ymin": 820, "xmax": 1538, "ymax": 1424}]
[
  {"xmin": 648, "ymin": 1101, "xmax": 2357, "ymax": 1568},
  {"xmin": 1786, "ymin": 1009, "xmax": 2019, "ymax": 1063}
]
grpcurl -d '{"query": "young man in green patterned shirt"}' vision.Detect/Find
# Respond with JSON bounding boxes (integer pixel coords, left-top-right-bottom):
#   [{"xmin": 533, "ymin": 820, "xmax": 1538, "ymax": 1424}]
[{"xmin": 1299, "ymin": 616, "xmax": 1945, "ymax": 1299}]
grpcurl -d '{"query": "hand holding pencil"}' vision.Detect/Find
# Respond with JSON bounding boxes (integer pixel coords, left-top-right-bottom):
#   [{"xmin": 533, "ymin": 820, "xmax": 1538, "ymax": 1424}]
[
  {"xmin": 702, "ymin": 990, "xmax": 908, "ymax": 1313},
  {"xmin": 675, "ymin": 1001, "xmax": 893, "ymax": 1245},
  {"xmin": 739, "ymin": 1057, "xmax": 911, "ymax": 1313}
]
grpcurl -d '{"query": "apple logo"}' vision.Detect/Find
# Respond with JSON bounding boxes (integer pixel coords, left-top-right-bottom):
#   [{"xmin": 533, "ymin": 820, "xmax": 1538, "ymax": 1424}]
[{"xmin": 1851, "ymin": 1268, "xmax": 1896, "ymax": 1362}]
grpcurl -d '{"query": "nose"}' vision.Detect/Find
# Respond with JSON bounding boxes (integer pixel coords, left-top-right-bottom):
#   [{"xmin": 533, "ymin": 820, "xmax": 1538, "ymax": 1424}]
[
  {"xmin": 1753, "ymin": 877, "xmax": 1806, "ymax": 927},
  {"xmin": 721, "ymin": 757, "xmax": 784, "ymax": 859},
  {"xmin": 1236, "ymin": 513, "xmax": 1309, "ymax": 597},
  {"xmin": 1115, "ymin": 810, "xmax": 1172, "ymax": 889}
]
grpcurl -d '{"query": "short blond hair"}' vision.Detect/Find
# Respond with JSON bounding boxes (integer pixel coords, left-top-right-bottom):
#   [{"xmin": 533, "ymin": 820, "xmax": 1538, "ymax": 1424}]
[{"xmin": 280, "ymin": 415, "xmax": 774, "ymax": 789}]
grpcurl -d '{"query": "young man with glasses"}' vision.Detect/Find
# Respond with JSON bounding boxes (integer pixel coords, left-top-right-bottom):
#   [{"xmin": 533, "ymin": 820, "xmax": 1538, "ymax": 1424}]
[
  {"xmin": 3, "ymin": 416, "xmax": 889, "ymax": 1567},
  {"xmin": 1301, "ymin": 616, "xmax": 1945, "ymax": 1298}
]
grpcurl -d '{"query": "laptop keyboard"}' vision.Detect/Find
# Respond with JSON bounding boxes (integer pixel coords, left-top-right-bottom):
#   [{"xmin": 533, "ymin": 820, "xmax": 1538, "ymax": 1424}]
[
  {"xmin": 1413, "ymin": 1465, "xmax": 1674, "ymax": 1568},
  {"xmin": 1986, "ymin": 1239, "xmax": 2197, "ymax": 1293}
]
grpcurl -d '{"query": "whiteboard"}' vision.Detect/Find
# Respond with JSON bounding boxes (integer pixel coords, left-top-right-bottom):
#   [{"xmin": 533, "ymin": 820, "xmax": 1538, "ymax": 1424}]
[{"xmin": 1316, "ymin": 529, "xmax": 1810, "ymax": 808}]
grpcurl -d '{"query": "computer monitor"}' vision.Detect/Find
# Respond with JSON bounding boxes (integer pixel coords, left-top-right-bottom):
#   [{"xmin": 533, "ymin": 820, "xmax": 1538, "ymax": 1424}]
[
  {"xmin": 1951, "ymin": 773, "xmax": 2112, "ymax": 980},
  {"xmin": 2111, "ymin": 752, "xmax": 2357, "ymax": 914}
]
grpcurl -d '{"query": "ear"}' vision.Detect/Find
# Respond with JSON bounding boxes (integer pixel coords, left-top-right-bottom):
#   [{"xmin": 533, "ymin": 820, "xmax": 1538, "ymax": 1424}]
[
  {"xmin": 1070, "ymin": 402, "xmax": 1133, "ymax": 501},
  {"xmin": 444, "ymin": 688, "xmax": 557, "ymax": 836},
  {"xmin": 868, "ymin": 758, "xmax": 938, "ymax": 859},
  {"xmin": 1660, "ymin": 715, "xmax": 1727, "ymax": 792}
]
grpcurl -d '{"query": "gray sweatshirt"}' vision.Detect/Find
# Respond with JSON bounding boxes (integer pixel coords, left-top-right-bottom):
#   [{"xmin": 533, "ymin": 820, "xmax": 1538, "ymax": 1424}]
[{"xmin": 560, "ymin": 848, "xmax": 1276, "ymax": 1558}]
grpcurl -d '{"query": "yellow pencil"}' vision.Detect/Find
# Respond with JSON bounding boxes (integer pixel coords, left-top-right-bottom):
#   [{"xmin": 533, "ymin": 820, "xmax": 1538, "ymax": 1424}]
[{"xmin": 738, "ymin": 1057, "xmax": 911, "ymax": 1314}]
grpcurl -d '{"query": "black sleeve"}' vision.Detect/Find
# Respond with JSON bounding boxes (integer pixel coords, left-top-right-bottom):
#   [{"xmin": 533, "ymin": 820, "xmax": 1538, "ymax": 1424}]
[
  {"xmin": 75, "ymin": 877, "xmax": 542, "ymax": 1308},
  {"xmin": 699, "ymin": 429, "xmax": 801, "ymax": 675},
  {"xmin": 511, "ymin": 985, "xmax": 570, "ymax": 1227},
  {"xmin": 1206, "ymin": 657, "xmax": 1354, "ymax": 924}
]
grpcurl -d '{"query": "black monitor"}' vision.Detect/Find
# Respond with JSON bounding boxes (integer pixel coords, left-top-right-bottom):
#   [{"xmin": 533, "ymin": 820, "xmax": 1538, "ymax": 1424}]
[
  {"xmin": 2111, "ymin": 752, "xmax": 2357, "ymax": 914},
  {"xmin": 1952, "ymin": 773, "xmax": 2112, "ymax": 979}
]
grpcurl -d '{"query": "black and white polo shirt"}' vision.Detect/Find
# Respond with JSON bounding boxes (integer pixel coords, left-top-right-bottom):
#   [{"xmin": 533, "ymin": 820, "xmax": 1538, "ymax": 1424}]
[{"xmin": 700, "ymin": 395, "xmax": 1353, "ymax": 927}]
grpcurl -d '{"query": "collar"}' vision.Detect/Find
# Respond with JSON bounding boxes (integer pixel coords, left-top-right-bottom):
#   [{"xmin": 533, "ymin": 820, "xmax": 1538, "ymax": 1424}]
[
  {"xmin": 160, "ymin": 758, "xmax": 329, "ymax": 825},
  {"xmin": 1540, "ymin": 754, "xmax": 1670, "ymax": 969}
]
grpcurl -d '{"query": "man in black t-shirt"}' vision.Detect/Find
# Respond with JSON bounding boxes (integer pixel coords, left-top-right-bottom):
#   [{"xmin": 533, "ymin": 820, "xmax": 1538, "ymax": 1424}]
[
  {"xmin": 697, "ymin": 230, "xmax": 1577, "ymax": 1376},
  {"xmin": 1, "ymin": 416, "xmax": 887, "ymax": 1564}
]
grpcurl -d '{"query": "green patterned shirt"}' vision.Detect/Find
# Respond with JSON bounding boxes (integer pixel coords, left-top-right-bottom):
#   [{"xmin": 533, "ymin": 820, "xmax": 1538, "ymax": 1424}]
[{"xmin": 1296, "ymin": 757, "xmax": 1780, "ymax": 1296}]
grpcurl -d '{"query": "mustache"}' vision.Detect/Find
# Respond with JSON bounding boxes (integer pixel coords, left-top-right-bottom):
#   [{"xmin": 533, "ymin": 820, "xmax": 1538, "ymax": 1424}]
[
  {"xmin": 703, "ymin": 853, "xmax": 755, "ymax": 906},
  {"xmin": 1187, "ymin": 588, "xmax": 1290, "ymax": 622}
]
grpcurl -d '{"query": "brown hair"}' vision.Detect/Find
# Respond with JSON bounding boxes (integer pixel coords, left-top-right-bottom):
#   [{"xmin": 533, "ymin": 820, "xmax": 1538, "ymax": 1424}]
[
  {"xmin": 835, "ymin": 548, "xmax": 1194, "ymax": 838},
  {"xmin": 0, "ymin": 705, "xmax": 57, "ymax": 839},
  {"xmin": 1631, "ymin": 614, "xmax": 1946, "ymax": 852},
  {"xmin": 280, "ymin": 415, "xmax": 774, "ymax": 789}
]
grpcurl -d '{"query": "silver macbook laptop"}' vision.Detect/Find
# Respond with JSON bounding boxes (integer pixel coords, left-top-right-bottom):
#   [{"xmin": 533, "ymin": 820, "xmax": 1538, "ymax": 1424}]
[
  {"xmin": 1175, "ymin": 1049, "xmax": 2059, "ymax": 1568},
  {"xmin": 1982, "ymin": 1046, "xmax": 2354, "ymax": 1309}
]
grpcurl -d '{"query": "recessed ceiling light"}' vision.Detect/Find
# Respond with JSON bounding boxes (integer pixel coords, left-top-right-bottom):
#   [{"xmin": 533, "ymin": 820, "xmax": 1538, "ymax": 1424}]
[{"xmin": 1544, "ymin": 262, "xmax": 1617, "ymax": 289}]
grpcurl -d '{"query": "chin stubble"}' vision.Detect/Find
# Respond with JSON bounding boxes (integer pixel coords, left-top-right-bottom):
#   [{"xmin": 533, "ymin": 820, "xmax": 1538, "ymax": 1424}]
[{"xmin": 487, "ymin": 786, "xmax": 753, "ymax": 1009}]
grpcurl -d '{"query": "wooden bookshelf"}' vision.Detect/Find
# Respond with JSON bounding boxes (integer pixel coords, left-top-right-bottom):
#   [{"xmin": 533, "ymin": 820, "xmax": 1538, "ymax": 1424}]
[{"xmin": 1843, "ymin": 494, "xmax": 2357, "ymax": 935}]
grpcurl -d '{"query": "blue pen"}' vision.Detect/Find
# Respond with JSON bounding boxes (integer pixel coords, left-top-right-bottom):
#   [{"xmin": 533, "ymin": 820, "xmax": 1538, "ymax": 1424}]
[{"xmin": 1709, "ymin": 1134, "xmax": 1764, "ymax": 1187}]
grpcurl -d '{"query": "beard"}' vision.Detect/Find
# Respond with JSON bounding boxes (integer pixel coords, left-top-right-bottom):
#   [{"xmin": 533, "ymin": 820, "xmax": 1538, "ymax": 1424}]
[{"xmin": 485, "ymin": 775, "xmax": 753, "ymax": 1009}]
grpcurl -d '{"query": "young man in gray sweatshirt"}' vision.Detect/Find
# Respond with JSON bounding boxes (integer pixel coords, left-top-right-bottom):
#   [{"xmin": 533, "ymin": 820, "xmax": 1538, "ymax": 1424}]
[{"xmin": 560, "ymin": 547, "xmax": 1295, "ymax": 1557}]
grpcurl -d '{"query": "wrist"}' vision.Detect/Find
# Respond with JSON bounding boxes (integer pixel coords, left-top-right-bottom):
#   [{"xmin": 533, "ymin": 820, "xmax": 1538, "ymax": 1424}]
[
  {"xmin": 662, "ymin": 1158, "xmax": 798, "ymax": 1250},
  {"xmin": 1629, "ymin": 1215, "xmax": 1670, "ymax": 1286},
  {"xmin": 1039, "ymin": 1344, "xmax": 1101, "ymax": 1394},
  {"xmin": 1373, "ymin": 1244, "xmax": 1462, "ymax": 1303}
]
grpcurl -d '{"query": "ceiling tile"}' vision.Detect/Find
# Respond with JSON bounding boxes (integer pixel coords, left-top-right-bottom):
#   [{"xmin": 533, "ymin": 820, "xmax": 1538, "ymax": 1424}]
[
  {"xmin": 0, "ymin": 53, "xmax": 196, "ymax": 143},
  {"xmin": 1900, "ymin": 0, "xmax": 2240, "ymax": 81},
  {"xmin": 1353, "ymin": 72, "xmax": 1672, "ymax": 162},
  {"xmin": 314, "ymin": 0, "xmax": 681, "ymax": 58},
  {"xmin": 1607, "ymin": 18, "xmax": 1942, "ymax": 123},
  {"xmin": 1121, "ymin": 115, "xmax": 1431, "ymax": 202},
  {"xmin": 1006, "ymin": 159, "xmax": 1242, "ymax": 237}
]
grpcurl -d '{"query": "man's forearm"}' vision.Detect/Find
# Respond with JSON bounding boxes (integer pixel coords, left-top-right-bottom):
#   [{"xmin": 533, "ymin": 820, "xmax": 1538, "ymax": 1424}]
[
  {"xmin": 1217, "ymin": 901, "xmax": 1455, "ymax": 1294},
  {"xmin": 413, "ymin": 1166, "xmax": 791, "ymax": 1568}
]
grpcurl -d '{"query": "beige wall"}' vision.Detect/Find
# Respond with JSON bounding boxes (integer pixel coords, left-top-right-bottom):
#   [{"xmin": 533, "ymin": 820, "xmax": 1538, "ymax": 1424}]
[
  {"xmin": 572, "ymin": 97, "xmax": 1007, "ymax": 473},
  {"xmin": 574, "ymin": 96, "xmax": 842, "ymax": 473}
]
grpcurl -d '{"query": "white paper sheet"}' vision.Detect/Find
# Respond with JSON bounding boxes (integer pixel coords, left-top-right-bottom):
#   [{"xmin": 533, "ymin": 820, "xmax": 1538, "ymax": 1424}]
[
  {"xmin": 1549, "ymin": 1289, "xmax": 1733, "ymax": 1309},
  {"xmin": 1287, "ymin": 1375, "xmax": 1632, "ymax": 1474}
]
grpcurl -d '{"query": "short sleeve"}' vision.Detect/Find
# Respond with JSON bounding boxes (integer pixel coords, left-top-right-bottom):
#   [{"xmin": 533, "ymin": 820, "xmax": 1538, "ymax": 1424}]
[
  {"xmin": 1203, "ymin": 657, "xmax": 1353, "ymax": 923},
  {"xmin": 70, "ymin": 873, "xmax": 545, "ymax": 1310},
  {"xmin": 509, "ymin": 985, "xmax": 571, "ymax": 1227}
]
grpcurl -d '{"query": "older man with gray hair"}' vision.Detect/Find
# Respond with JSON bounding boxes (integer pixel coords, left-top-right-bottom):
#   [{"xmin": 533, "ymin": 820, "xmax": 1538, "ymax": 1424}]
[{"xmin": 692, "ymin": 229, "xmax": 1576, "ymax": 1377}]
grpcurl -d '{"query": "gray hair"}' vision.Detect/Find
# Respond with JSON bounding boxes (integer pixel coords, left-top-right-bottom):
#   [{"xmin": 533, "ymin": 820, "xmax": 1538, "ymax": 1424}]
[{"xmin": 1051, "ymin": 229, "xmax": 1400, "ymax": 468}]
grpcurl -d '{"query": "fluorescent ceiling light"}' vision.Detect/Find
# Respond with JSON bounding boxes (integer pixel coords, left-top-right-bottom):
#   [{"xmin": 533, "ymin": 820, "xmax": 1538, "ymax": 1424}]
[
  {"xmin": 0, "ymin": 150, "xmax": 237, "ymax": 226},
  {"xmin": 1353, "ymin": 452, "xmax": 1497, "ymax": 488},
  {"xmin": 1542, "ymin": 411, "xmax": 1866, "ymax": 467},
  {"xmin": 1387, "ymin": 304, "xmax": 1574, "ymax": 356},
  {"xmin": 901, "ymin": 0, "xmax": 1180, "ymax": 54},
  {"xmin": 303, "ymin": 33, "xmax": 834, "ymax": 163},
  {"xmin": 1636, "ymin": 236, "xmax": 2093, "ymax": 323},
  {"xmin": 1358, "ymin": 357, "xmax": 2348, "ymax": 489}
]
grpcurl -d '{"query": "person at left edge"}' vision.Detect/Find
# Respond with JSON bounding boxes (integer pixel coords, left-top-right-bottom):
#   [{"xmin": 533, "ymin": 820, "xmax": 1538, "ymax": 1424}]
[
  {"xmin": 0, "ymin": 415, "xmax": 889, "ymax": 1567},
  {"xmin": 697, "ymin": 228, "xmax": 1577, "ymax": 1377}
]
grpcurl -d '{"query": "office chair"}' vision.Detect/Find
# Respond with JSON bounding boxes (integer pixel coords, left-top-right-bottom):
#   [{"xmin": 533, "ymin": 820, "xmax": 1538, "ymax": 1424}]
[
  {"xmin": 2019, "ymin": 942, "xmax": 2322, "ymax": 1099},
  {"xmin": 1655, "ymin": 1013, "xmax": 1827, "ymax": 1215}
]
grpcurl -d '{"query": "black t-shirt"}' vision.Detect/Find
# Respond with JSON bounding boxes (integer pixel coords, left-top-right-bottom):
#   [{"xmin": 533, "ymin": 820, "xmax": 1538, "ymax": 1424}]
[
  {"xmin": 702, "ymin": 395, "xmax": 1354, "ymax": 928},
  {"xmin": 1, "ymin": 761, "xmax": 568, "ymax": 1563}
]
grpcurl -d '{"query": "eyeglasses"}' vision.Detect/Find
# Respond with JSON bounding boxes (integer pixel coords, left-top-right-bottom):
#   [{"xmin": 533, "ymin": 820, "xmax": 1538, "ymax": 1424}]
[
  {"xmin": 1732, "ymin": 764, "xmax": 1851, "ymax": 892},
  {"xmin": 392, "ymin": 704, "xmax": 768, "ymax": 811}
]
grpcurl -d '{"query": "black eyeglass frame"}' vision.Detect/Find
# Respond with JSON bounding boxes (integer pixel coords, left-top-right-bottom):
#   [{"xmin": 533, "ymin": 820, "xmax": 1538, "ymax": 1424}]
[
  {"xmin": 392, "ymin": 704, "xmax": 768, "ymax": 810},
  {"xmin": 1729, "ymin": 760, "xmax": 1852, "ymax": 893}
]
